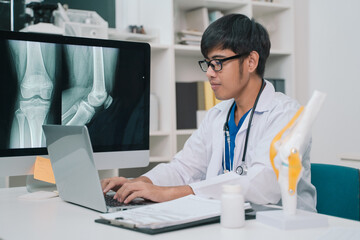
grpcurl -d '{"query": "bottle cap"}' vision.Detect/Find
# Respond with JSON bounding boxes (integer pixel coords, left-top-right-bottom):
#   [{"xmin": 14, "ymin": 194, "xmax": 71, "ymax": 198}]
[{"xmin": 222, "ymin": 184, "xmax": 242, "ymax": 194}]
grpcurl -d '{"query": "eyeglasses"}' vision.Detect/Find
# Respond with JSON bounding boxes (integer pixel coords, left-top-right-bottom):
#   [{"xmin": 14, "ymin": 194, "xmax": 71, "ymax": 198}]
[{"xmin": 198, "ymin": 53, "xmax": 250, "ymax": 72}]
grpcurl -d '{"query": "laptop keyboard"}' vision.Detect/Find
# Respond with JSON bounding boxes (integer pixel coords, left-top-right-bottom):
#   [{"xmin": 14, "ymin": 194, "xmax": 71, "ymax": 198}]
[{"xmin": 104, "ymin": 194, "xmax": 152, "ymax": 207}]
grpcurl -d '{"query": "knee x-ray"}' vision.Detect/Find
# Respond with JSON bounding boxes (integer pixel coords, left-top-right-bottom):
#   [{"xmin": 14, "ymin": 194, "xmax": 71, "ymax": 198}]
[
  {"xmin": 7, "ymin": 40, "xmax": 59, "ymax": 149},
  {"xmin": 61, "ymin": 45, "xmax": 117, "ymax": 126},
  {"xmin": 0, "ymin": 37, "xmax": 149, "ymax": 154}
]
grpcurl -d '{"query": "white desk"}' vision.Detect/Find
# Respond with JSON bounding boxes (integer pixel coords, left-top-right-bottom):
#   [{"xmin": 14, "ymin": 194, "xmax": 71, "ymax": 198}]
[{"xmin": 1, "ymin": 187, "xmax": 359, "ymax": 240}]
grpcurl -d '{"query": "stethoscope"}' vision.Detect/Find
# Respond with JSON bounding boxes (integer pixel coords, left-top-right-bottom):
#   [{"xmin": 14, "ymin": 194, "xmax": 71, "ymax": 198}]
[{"xmin": 223, "ymin": 79, "xmax": 266, "ymax": 175}]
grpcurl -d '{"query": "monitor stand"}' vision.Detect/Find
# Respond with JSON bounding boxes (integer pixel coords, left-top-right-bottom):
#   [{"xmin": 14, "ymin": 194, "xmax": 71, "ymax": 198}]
[
  {"xmin": 26, "ymin": 174, "xmax": 57, "ymax": 193},
  {"xmin": 25, "ymin": 169, "xmax": 117, "ymax": 192}
]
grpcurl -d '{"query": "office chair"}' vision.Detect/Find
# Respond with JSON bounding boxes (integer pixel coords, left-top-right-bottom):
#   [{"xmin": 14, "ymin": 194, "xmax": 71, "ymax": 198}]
[{"xmin": 311, "ymin": 163, "xmax": 360, "ymax": 221}]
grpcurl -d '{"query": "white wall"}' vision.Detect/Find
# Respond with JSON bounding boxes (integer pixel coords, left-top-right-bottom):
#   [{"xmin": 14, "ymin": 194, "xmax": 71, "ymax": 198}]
[{"xmin": 295, "ymin": 0, "xmax": 360, "ymax": 168}]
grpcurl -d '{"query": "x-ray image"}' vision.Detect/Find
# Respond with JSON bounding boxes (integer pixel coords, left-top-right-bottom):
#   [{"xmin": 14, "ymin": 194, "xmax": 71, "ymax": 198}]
[
  {"xmin": 6, "ymin": 40, "xmax": 60, "ymax": 149},
  {"xmin": 62, "ymin": 45, "xmax": 117, "ymax": 126},
  {"xmin": 84, "ymin": 47, "xmax": 149, "ymax": 150},
  {"xmin": 0, "ymin": 36, "xmax": 149, "ymax": 154}
]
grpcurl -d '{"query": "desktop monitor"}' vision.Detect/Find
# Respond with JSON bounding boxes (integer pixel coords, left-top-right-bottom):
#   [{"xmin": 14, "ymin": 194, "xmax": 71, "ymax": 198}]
[{"xmin": 0, "ymin": 30, "xmax": 150, "ymax": 177}]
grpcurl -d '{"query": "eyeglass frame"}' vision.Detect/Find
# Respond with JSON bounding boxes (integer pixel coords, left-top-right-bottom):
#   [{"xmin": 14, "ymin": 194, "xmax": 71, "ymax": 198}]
[{"xmin": 198, "ymin": 52, "xmax": 250, "ymax": 72}]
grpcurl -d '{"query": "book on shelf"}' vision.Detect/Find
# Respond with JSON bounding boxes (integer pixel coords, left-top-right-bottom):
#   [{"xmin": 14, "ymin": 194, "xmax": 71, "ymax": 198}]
[
  {"xmin": 185, "ymin": 8, "xmax": 224, "ymax": 32},
  {"xmin": 177, "ymin": 30, "xmax": 202, "ymax": 46},
  {"xmin": 178, "ymin": 40, "xmax": 201, "ymax": 46},
  {"xmin": 197, "ymin": 81, "xmax": 205, "ymax": 110},
  {"xmin": 185, "ymin": 7, "xmax": 209, "ymax": 33},
  {"xmin": 176, "ymin": 81, "xmax": 221, "ymax": 129},
  {"xmin": 179, "ymin": 30, "xmax": 203, "ymax": 37},
  {"xmin": 253, "ymin": 0, "xmax": 274, "ymax": 2},
  {"xmin": 208, "ymin": 10, "xmax": 224, "ymax": 24},
  {"xmin": 203, "ymin": 81, "xmax": 221, "ymax": 110},
  {"xmin": 180, "ymin": 7, "xmax": 223, "ymax": 45},
  {"xmin": 179, "ymin": 36, "xmax": 202, "ymax": 42},
  {"xmin": 176, "ymin": 82, "xmax": 198, "ymax": 129}
]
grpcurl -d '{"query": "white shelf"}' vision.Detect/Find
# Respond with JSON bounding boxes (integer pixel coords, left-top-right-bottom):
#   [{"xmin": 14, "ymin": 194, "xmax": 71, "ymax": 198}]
[
  {"xmin": 175, "ymin": 0, "xmax": 248, "ymax": 11},
  {"xmin": 150, "ymin": 131, "xmax": 171, "ymax": 137},
  {"xmin": 252, "ymin": 1, "xmax": 291, "ymax": 17},
  {"xmin": 176, "ymin": 129, "xmax": 196, "ymax": 135},
  {"xmin": 253, "ymin": 2, "xmax": 291, "ymax": 18},
  {"xmin": 339, "ymin": 154, "xmax": 360, "ymax": 162},
  {"xmin": 117, "ymin": 0, "xmax": 295, "ymax": 162},
  {"xmin": 108, "ymin": 28, "xmax": 157, "ymax": 42}
]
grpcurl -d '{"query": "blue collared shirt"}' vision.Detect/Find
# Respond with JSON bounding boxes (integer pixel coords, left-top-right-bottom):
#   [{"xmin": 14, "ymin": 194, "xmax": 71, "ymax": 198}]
[{"xmin": 224, "ymin": 104, "xmax": 251, "ymax": 171}]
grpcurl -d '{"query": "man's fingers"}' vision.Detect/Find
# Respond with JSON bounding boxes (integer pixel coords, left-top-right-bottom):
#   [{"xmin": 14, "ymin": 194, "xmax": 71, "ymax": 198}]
[
  {"xmin": 100, "ymin": 180, "xmax": 106, "ymax": 190},
  {"xmin": 101, "ymin": 179, "xmax": 111, "ymax": 192},
  {"xmin": 115, "ymin": 182, "xmax": 143, "ymax": 202},
  {"xmin": 103, "ymin": 181, "xmax": 116, "ymax": 193},
  {"xmin": 124, "ymin": 192, "xmax": 142, "ymax": 204},
  {"xmin": 101, "ymin": 177, "xmax": 129, "ymax": 194},
  {"xmin": 114, "ymin": 182, "xmax": 133, "ymax": 202}
]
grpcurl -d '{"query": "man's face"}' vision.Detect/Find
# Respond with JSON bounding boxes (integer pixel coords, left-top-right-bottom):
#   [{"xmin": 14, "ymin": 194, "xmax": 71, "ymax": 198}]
[{"xmin": 205, "ymin": 48, "xmax": 249, "ymax": 101}]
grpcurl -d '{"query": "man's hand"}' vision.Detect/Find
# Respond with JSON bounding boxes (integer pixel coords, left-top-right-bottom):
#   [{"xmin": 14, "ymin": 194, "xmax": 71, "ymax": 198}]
[
  {"xmin": 101, "ymin": 176, "xmax": 152, "ymax": 194},
  {"xmin": 114, "ymin": 182, "xmax": 194, "ymax": 203},
  {"xmin": 101, "ymin": 176, "xmax": 194, "ymax": 203}
]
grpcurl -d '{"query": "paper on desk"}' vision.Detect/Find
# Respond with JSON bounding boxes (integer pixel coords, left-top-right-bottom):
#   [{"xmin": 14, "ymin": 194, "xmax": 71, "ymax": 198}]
[
  {"xmin": 33, "ymin": 156, "xmax": 56, "ymax": 184},
  {"xmin": 100, "ymin": 195, "xmax": 221, "ymax": 229}
]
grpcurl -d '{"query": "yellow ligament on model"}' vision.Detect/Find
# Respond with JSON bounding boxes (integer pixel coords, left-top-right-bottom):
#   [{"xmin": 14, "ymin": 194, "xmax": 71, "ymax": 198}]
[{"xmin": 269, "ymin": 106, "xmax": 304, "ymax": 195}]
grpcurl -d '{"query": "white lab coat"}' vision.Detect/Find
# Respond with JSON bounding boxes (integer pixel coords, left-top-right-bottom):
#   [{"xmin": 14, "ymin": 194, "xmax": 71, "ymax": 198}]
[{"xmin": 143, "ymin": 81, "xmax": 316, "ymax": 212}]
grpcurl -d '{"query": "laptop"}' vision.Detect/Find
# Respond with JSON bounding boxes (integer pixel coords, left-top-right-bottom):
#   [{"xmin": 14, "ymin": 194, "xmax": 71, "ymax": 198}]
[{"xmin": 42, "ymin": 124, "xmax": 152, "ymax": 213}]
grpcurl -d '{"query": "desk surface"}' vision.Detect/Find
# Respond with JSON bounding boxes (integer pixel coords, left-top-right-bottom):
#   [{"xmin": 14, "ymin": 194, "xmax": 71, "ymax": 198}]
[{"xmin": 1, "ymin": 187, "xmax": 360, "ymax": 240}]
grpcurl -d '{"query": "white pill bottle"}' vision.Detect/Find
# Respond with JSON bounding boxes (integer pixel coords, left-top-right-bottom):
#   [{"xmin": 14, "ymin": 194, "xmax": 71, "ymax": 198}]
[{"xmin": 220, "ymin": 184, "xmax": 245, "ymax": 228}]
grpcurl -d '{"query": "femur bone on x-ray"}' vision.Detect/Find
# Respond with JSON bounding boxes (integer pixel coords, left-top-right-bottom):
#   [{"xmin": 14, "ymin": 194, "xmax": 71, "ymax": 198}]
[{"xmin": 8, "ymin": 40, "xmax": 117, "ymax": 149}]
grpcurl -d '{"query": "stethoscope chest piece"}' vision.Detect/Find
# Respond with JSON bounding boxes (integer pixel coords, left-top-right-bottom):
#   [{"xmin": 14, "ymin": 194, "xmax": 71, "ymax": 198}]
[{"xmin": 235, "ymin": 162, "xmax": 248, "ymax": 175}]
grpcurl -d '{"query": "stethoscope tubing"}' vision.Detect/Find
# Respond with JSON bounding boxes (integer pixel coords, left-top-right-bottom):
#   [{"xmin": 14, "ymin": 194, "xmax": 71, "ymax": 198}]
[{"xmin": 223, "ymin": 78, "xmax": 266, "ymax": 175}]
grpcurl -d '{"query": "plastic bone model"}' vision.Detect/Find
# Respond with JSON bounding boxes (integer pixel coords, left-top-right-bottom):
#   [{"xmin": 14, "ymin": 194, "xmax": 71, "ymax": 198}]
[
  {"xmin": 14, "ymin": 41, "xmax": 54, "ymax": 148},
  {"xmin": 62, "ymin": 46, "xmax": 113, "ymax": 125},
  {"xmin": 270, "ymin": 91, "xmax": 326, "ymax": 215}
]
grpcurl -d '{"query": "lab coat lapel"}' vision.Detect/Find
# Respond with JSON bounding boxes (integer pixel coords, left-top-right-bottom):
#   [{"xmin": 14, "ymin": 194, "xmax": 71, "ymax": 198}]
[
  {"xmin": 206, "ymin": 101, "xmax": 232, "ymax": 178},
  {"xmin": 233, "ymin": 81, "xmax": 274, "ymax": 169},
  {"xmin": 238, "ymin": 112, "xmax": 250, "ymax": 133},
  {"xmin": 237, "ymin": 80, "xmax": 274, "ymax": 133}
]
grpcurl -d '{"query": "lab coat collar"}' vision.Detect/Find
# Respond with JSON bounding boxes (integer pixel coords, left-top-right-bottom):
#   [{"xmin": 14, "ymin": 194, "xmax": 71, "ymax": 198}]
[
  {"xmin": 213, "ymin": 79, "xmax": 275, "ymax": 134},
  {"xmin": 214, "ymin": 79, "xmax": 275, "ymax": 114},
  {"xmin": 255, "ymin": 79, "xmax": 275, "ymax": 113}
]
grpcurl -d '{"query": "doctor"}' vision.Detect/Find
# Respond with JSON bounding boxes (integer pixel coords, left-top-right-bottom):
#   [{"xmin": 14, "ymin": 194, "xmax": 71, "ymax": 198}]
[{"xmin": 101, "ymin": 14, "xmax": 316, "ymax": 212}]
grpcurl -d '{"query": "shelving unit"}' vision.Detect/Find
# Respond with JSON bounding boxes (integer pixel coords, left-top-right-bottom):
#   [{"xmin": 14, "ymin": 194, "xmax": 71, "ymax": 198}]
[{"xmin": 115, "ymin": 0, "xmax": 295, "ymax": 162}]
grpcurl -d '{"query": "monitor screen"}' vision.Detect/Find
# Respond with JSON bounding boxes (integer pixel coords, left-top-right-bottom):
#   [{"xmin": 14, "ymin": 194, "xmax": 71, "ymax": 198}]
[{"xmin": 0, "ymin": 31, "xmax": 150, "ymax": 176}]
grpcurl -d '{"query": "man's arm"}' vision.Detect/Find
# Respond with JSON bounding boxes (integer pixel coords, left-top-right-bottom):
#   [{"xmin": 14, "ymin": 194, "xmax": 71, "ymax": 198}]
[
  {"xmin": 114, "ymin": 182, "xmax": 194, "ymax": 203},
  {"xmin": 101, "ymin": 176, "xmax": 194, "ymax": 203}
]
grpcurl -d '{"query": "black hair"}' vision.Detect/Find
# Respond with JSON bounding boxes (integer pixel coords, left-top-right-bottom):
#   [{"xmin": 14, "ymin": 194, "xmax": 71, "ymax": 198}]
[{"xmin": 201, "ymin": 14, "xmax": 271, "ymax": 78}]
